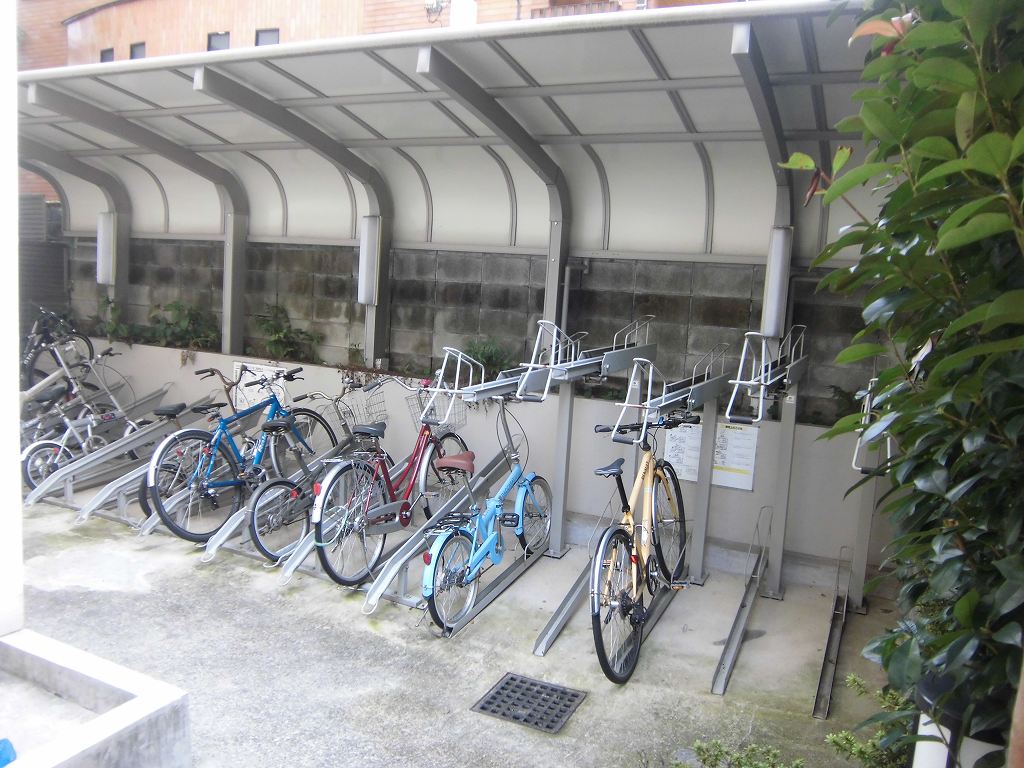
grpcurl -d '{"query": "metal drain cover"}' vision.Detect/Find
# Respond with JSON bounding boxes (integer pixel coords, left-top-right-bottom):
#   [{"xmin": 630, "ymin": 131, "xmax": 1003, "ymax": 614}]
[{"xmin": 471, "ymin": 673, "xmax": 586, "ymax": 733}]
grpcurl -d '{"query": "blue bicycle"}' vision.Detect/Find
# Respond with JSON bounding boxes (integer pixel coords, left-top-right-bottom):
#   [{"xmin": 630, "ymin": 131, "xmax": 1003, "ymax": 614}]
[
  {"xmin": 422, "ymin": 394, "xmax": 551, "ymax": 632},
  {"xmin": 146, "ymin": 366, "xmax": 336, "ymax": 543}
]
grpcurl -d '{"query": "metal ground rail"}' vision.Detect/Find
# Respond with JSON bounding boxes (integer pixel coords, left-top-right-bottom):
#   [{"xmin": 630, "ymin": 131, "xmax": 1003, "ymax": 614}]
[
  {"xmin": 23, "ymin": 384, "xmax": 176, "ymax": 505},
  {"xmin": 201, "ymin": 435, "xmax": 355, "ymax": 562},
  {"xmin": 813, "ymin": 546, "xmax": 852, "ymax": 719}
]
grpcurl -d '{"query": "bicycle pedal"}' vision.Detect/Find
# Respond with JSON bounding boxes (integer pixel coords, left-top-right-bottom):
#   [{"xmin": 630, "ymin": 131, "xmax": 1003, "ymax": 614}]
[
  {"xmin": 670, "ymin": 579, "xmax": 689, "ymax": 591},
  {"xmin": 499, "ymin": 512, "xmax": 519, "ymax": 528}
]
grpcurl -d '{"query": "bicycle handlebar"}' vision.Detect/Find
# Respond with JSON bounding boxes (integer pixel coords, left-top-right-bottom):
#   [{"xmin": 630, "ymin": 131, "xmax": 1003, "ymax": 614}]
[{"xmin": 594, "ymin": 413, "xmax": 699, "ymax": 435}]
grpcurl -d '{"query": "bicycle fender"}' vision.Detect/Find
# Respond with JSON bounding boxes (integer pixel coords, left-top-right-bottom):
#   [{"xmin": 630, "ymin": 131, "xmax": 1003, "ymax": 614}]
[
  {"xmin": 421, "ymin": 527, "xmax": 472, "ymax": 598},
  {"xmin": 308, "ymin": 459, "xmax": 355, "ymax": 525},
  {"xmin": 513, "ymin": 473, "xmax": 539, "ymax": 535}
]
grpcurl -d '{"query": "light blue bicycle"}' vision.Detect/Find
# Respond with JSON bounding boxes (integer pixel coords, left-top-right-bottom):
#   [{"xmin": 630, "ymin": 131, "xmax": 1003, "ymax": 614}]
[{"xmin": 422, "ymin": 393, "xmax": 551, "ymax": 633}]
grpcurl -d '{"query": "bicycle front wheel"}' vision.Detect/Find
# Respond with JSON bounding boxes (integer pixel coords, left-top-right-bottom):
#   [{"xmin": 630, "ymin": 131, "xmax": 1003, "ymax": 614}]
[
  {"xmin": 249, "ymin": 478, "xmax": 311, "ymax": 563},
  {"xmin": 517, "ymin": 476, "xmax": 552, "ymax": 555},
  {"xmin": 314, "ymin": 461, "xmax": 387, "ymax": 586},
  {"xmin": 426, "ymin": 531, "xmax": 478, "ymax": 632},
  {"xmin": 149, "ymin": 429, "xmax": 244, "ymax": 543},
  {"xmin": 22, "ymin": 440, "xmax": 75, "ymax": 489},
  {"xmin": 652, "ymin": 461, "xmax": 686, "ymax": 584},
  {"xmin": 418, "ymin": 431, "xmax": 469, "ymax": 519},
  {"xmin": 591, "ymin": 527, "xmax": 641, "ymax": 684},
  {"xmin": 269, "ymin": 407, "xmax": 337, "ymax": 479}
]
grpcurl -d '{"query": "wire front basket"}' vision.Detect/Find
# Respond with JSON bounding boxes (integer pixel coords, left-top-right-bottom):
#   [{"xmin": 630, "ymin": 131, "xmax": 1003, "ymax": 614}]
[
  {"xmin": 362, "ymin": 387, "xmax": 389, "ymax": 424},
  {"xmin": 407, "ymin": 389, "xmax": 466, "ymax": 431}
]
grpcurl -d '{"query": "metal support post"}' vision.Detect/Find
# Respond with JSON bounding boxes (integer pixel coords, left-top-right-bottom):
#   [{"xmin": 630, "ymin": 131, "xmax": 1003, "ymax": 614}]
[
  {"xmin": 849, "ymin": 472, "xmax": 876, "ymax": 613},
  {"xmin": 687, "ymin": 397, "xmax": 719, "ymax": 585},
  {"xmin": 547, "ymin": 382, "xmax": 574, "ymax": 557},
  {"xmin": 762, "ymin": 382, "xmax": 798, "ymax": 599}
]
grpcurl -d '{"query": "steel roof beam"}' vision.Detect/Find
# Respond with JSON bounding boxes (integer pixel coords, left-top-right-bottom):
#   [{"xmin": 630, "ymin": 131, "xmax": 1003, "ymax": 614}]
[
  {"xmin": 417, "ymin": 45, "xmax": 570, "ymax": 325},
  {"xmin": 19, "ymin": 160, "xmax": 71, "ymax": 234},
  {"xmin": 27, "ymin": 82, "xmax": 249, "ymax": 354},
  {"xmin": 193, "ymin": 65, "xmax": 394, "ymax": 365},
  {"xmin": 21, "ymin": 136, "xmax": 132, "ymax": 304}
]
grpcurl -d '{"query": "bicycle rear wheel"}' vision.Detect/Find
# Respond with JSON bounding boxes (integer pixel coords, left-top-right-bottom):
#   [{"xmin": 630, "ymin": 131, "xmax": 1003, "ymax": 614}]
[
  {"xmin": 591, "ymin": 527, "xmax": 641, "ymax": 684},
  {"xmin": 23, "ymin": 333, "xmax": 93, "ymax": 388},
  {"xmin": 249, "ymin": 478, "xmax": 311, "ymax": 563},
  {"xmin": 314, "ymin": 461, "xmax": 387, "ymax": 586},
  {"xmin": 426, "ymin": 531, "xmax": 478, "ymax": 632},
  {"xmin": 22, "ymin": 440, "xmax": 75, "ymax": 489},
  {"xmin": 517, "ymin": 476, "xmax": 552, "ymax": 555},
  {"xmin": 269, "ymin": 407, "xmax": 337, "ymax": 479},
  {"xmin": 418, "ymin": 431, "xmax": 469, "ymax": 518},
  {"xmin": 652, "ymin": 461, "xmax": 686, "ymax": 584},
  {"xmin": 148, "ymin": 429, "xmax": 244, "ymax": 543}
]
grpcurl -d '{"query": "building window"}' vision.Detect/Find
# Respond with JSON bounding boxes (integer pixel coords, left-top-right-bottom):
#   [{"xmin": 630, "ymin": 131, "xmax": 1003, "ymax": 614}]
[
  {"xmin": 255, "ymin": 28, "xmax": 279, "ymax": 46},
  {"xmin": 129, "ymin": 42, "xmax": 145, "ymax": 59},
  {"xmin": 207, "ymin": 32, "xmax": 230, "ymax": 51},
  {"xmin": 100, "ymin": 48, "xmax": 114, "ymax": 62}
]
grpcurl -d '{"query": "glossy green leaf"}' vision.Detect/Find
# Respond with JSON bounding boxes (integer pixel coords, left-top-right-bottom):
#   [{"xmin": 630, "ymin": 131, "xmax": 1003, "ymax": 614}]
[
  {"xmin": 995, "ymin": 582, "xmax": 1024, "ymax": 617},
  {"xmin": 860, "ymin": 101, "xmax": 902, "ymax": 142},
  {"xmin": 832, "ymin": 146, "xmax": 853, "ymax": 175},
  {"xmin": 937, "ymin": 195, "xmax": 1002, "ymax": 238},
  {"xmin": 887, "ymin": 638, "xmax": 923, "ymax": 688},
  {"xmin": 823, "ymin": 162, "xmax": 893, "ymax": 204},
  {"xmin": 910, "ymin": 136, "xmax": 959, "ymax": 161},
  {"xmin": 936, "ymin": 213, "xmax": 1014, "ymax": 251},
  {"xmin": 956, "ymin": 91, "xmax": 978, "ymax": 149},
  {"xmin": 966, "ymin": 133, "xmax": 1014, "ymax": 177},
  {"xmin": 835, "ymin": 342, "xmax": 888, "ymax": 364},
  {"xmin": 994, "ymin": 555, "xmax": 1024, "ymax": 582},
  {"xmin": 946, "ymin": 474, "xmax": 982, "ymax": 502},
  {"xmin": 966, "ymin": 0, "xmax": 999, "ymax": 43},
  {"xmin": 912, "ymin": 57, "xmax": 978, "ymax": 93},
  {"xmin": 820, "ymin": 411, "xmax": 865, "ymax": 440},
  {"xmin": 897, "ymin": 21, "xmax": 965, "ymax": 50},
  {"xmin": 993, "ymin": 623, "xmax": 1023, "ymax": 646},
  {"xmin": 778, "ymin": 151, "xmax": 817, "ymax": 171},
  {"xmin": 933, "ymin": 336, "xmax": 1024, "ymax": 378},
  {"xmin": 915, "ymin": 466, "xmax": 949, "ymax": 495},
  {"xmin": 835, "ymin": 114, "xmax": 865, "ymax": 134},
  {"xmin": 863, "ymin": 411, "xmax": 899, "ymax": 443},
  {"xmin": 945, "ymin": 303, "xmax": 990, "ymax": 336},
  {"xmin": 941, "ymin": 0, "xmax": 970, "ymax": 15},
  {"xmin": 863, "ymin": 54, "xmax": 912, "ymax": 81},
  {"xmin": 1011, "ymin": 126, "xmax": 1024, "ymax": 164},
  {"xmin": 918, "ymin": 158, "xmax": 971, "ymax": 185},
  {"xmin": 981, "ymin": 290, "xmax": 1024, "ymax": 334},
  {"xmin": 954, "ymin": 589, "xmax": 980, "ymax": 628}
]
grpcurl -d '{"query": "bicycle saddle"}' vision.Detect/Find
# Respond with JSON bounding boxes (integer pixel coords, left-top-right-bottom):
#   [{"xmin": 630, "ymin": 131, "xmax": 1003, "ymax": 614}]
[
  {"xmin": 434, "ymin": 451, "xmax": 475, "ymax": 475},
  {"xmin": 262, "ymin": 416, "xmax": 295, "ymax": 434},
  {"xmin": 191, "ymin": 403, "xmax": 226, "ymax": 414},
  {"xmin": 593, "ymin": 458, "xmax": 625, "ymax": 478},
  {"xmin": 32, "ymin": 384, "xmax": 67, "ymax": 404},
  {"xmin": 153, "ymin": 403, "xmax": 186, "ymax": 418},
  {"xmin": 352, "ymin": 422, "xmax": 386, "ymax": 439}
]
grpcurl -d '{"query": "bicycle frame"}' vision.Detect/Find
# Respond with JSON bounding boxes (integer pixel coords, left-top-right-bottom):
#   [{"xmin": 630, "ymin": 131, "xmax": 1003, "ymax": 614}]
[{"xmin": 615, "ymin": 447, "xmax": 659, "ymax": 598}]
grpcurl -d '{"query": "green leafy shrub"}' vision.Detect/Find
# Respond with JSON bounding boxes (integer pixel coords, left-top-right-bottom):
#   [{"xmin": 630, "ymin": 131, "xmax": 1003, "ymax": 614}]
[
  {"xmin": 826, "ymin": 675, "xmax": 914, "ymax": 768},
  {"xmin": 465, "ymin": 337, "xmax": 518, "ymax": 380},
  {"xmin": 785, "ymin": 0, "xmax": 1024, "ymax": 760},
  {"xmin": 686, "ymin": 740, "xmax": 804, "ymax": 768},
  {"xmin": 147, "ymin": 301, "xmax": 219, "ymax": 351},
  {"xmin": 253, "ymin": 304, "xmax": 323, "ymax": 363}
]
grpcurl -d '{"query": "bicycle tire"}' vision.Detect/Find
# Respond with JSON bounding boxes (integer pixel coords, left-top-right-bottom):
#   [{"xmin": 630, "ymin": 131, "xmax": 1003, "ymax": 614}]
[
  {"xmin": 418, "ymin": 431, "xmax": 469, "ymax": 519},
  {"xmin": 24, "ymin": 333, "xmax": 94, "ymax": 388},
  {"xmin": 517, "ymin": 475, "xmax": 552, "ymax": 555},
  {"xmin": 314, "ymin": 461, "xmax": 388, "ymax": 586},
  {"xmin": 148, "ymin": 429, "xmax": 244, "ymax": 543},
  {"xmin": 269, "ymin": 407, "xmax": 337, "ymax": 479},
  {"xmin": 426, "ymin": 530, "xmax": 478, "ymax": 632},
  {"xmin": 652, "ymin": 460, "xmax": 687, "ymax": 584},
  {"xmin": 137, "ymin": 476, "xmax": 153, "ymax": 519},
  {"xmin": 22, "ymin": 440, "xmax": 75, "ymax": 489},
  {"xmin": 249, "ymin": 478, "xmax": 311, "ymax": 563},
  {"xmin": 591, "ymin": 526, "xmax": 642, "ymax": 684}
]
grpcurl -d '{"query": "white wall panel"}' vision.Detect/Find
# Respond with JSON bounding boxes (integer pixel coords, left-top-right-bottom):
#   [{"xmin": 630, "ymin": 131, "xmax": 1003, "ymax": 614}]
[
  {"xmin": 49, "ymin": 169, "xmax": 108, "ymax": 231},
  {"xmin": 358, "ymin": 148, "xmax": 428, "ymax": 242},
  {"xmin": 706, "ymin": 142, "xmax": 775, "ymax": 257},
  {"xmin": 403, "ymin": 146, "xmax": 510, "ymax": 245},
  {"xmin": 140, "ymin": 155, "xmax": 222, "ymax": 233},
  {"xmin": 601, "ymin": 143, "xmax": 705, "ymax": 253},
  {"xmin": 208, "ymin": 151, "xmax": 285, "ymax": 238},
  {"xmin": 258, "ymin": 149, "xmax": 356, "ymax": 239},
  {"xmin": 548, "ymin": 145, "xmax": 603, "ymax": 251},
  {"xmin": 90, "ymin": 156, "xmax": 168, "ymax": 233},
  {"xmin": 491, "ymin": 145, "xmax": 548, "ymax": 248}
]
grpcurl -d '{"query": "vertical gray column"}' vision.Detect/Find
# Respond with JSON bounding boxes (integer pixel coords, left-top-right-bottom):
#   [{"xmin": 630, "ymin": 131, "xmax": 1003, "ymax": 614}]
[
  {"xmin": 849, "ymin": 471, "xmax": 876, "ymax": 611},
  {"xmin": 762, "ymin": 382, "xmax": 798, "ymax": 599},
  {"xmin": 688, "ymin": 398, "xmax": 720, "ymax": 585}
]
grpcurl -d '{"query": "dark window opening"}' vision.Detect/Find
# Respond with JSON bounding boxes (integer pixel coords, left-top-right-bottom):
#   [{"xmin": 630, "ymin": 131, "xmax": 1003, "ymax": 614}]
[
  {"xmin": 255, "ymin": 28, "xmax": 279, "ymax": 46},
  {"xmin": 207, "ymin": 32, "xmax": 230, "ymax": 51},
  {"xmin": 100, "ymin": 48, "xmax": 114, "ymax": 62},
  {"xmin": 129, "ymin": 42, "xmax": 145, "ymax": 59}
]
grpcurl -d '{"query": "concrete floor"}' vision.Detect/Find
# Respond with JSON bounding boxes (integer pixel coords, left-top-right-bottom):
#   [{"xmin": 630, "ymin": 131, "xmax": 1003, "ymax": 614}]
[{"xmin": 16, "ymin": 499, "xmax": 894, "ymax": 767}]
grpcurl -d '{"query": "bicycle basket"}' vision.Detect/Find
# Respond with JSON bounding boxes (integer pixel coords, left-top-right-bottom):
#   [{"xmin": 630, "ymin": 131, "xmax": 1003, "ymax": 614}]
[
  {"xmin": 362, "ymin": 387, "xmax": 389, "ymax": 424},
  {"xmin": 407, "ymin": 389, "xmax": 466, "ymax": 431}
]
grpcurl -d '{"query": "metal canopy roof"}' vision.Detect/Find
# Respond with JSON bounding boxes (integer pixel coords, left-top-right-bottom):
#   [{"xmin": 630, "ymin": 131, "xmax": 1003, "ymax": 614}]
[{"xmin": 18, "ymin": 0, "xmax": 868, "ymax": 258}]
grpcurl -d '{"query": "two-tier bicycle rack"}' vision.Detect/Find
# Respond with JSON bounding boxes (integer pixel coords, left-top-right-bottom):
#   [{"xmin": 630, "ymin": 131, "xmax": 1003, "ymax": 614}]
[
  {"xmin": 710, "ymin": 324, "xmax": 808, "ymax": 696},
  {"xmin": 358, "ymin": 318, "xmax": 659, "ymax": 634},
  {"xmin": 533, "ymin": 346, "xmax": 732, "ymax": 656}
]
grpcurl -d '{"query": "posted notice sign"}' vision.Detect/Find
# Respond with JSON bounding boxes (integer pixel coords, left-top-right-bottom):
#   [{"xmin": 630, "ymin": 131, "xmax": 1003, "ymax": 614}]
[
  {"xmin": 664, "ymin": 422, "xmax": 759, "ymax": 491},
  {"xmin": 231, "ymin": 362, "xmax": 285, "ymax": 410}
]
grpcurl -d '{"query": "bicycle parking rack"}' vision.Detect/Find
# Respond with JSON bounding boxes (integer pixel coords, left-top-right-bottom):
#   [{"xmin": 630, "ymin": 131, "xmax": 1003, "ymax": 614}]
[
  {"xmin": 813, "ymin": 545, "xmax": 852, "ymax": 719},
  {"xmin": 200, "ymin": 436, "xmax": 355, "ymax": 562},
  {"xmin": 23, "ymin": 384, "xmax": 174, "ymax": 505},
  {"xmin": 533, "ymin": 347, "xmax": 731, "ymax": 657}
]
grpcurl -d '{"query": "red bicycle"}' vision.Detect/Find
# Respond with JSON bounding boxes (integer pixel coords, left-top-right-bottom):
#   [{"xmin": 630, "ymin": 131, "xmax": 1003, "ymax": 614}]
[{"xmin": 310, "ymin": 376, "xmax": 472, "ymax": 586}]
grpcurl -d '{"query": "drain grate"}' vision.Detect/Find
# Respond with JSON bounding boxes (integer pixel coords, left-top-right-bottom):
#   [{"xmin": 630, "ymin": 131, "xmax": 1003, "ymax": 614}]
[{"xmin": 471, "ymin": 673, "xmax": 586, "ymax": 734}]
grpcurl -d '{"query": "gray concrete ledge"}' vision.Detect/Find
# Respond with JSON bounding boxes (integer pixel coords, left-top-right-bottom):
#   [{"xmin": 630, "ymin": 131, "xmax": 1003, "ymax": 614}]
[{"xmin": 0, "ymin": 629, "xmax": 189, "ymax": 768}]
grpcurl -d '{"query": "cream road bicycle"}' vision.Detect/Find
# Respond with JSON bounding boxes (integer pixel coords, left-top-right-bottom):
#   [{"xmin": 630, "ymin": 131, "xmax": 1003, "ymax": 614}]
[{"xmin": 589, "ymin": 360, "xmax": 692, "ymax": 683}]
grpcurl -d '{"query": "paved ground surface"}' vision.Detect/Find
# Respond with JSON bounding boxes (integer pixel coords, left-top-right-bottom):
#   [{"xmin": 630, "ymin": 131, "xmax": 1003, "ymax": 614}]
[{"xmin": 12, "ymin": 498, "xmax": 896, "ymax": 767}]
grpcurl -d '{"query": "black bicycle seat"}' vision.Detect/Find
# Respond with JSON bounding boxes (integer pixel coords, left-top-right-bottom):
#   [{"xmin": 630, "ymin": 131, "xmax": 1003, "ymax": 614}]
[
  {"xmin": 191, "ymin": 403, "xmax": 226, "ymax": 415},
  {"xmin": 262, "ymin": 416, "xmax": 295, "ymax": 434},
  {"xmin": 594, "ymin": 458, "xmax": 625, "ymax": 478},
  {"xmin": 153, "ymin": 403, "xmax": 186, "ymax": 418},
  {"xmin": 352, "ymin": 422, "xmax": 386, "ymax": 439}
]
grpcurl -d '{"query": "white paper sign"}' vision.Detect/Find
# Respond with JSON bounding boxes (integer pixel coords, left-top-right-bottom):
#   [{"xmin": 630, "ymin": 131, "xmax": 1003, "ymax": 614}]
[
  {"xmin": 712, "ymin": 423, "xmax": 759, "ymax": 491},
  {"xmin": 664, "ymin": 422, "xmax": 759, "ymax": 491},
  {"xmin": 231, "ymin": 362, "xmax": 286, "ymax": 410}
]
